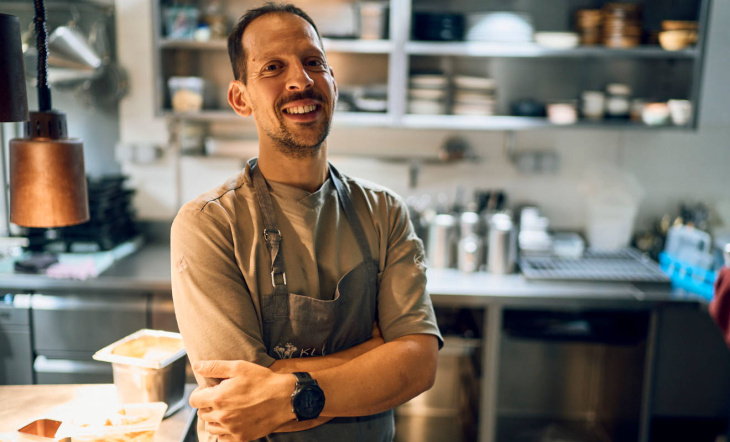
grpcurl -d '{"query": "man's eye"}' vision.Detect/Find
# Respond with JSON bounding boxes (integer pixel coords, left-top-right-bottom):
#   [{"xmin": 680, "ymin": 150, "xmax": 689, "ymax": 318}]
[
  {"xmin": 306, "ymin": 59, "xmax": 324, "ymax": 68},
  {"xmin": 264, "ymin": 64, "xmax": 280, "ymax": 72}
]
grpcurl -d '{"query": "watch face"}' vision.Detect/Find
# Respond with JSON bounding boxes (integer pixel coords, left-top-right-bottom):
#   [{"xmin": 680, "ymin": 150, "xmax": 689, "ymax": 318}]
[{"xmin": 294, "ymin": 385, "xmax": 325, "ymax": 420}]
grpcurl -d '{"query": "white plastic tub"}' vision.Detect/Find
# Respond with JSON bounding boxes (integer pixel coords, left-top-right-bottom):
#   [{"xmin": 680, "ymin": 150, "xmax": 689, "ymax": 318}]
[{"xmin": 586, "ymin": 202, "xmax": 638, "ymax": 250}]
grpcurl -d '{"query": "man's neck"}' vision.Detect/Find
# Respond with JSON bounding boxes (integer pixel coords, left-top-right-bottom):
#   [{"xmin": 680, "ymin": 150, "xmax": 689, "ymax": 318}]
[{"xmin": 256, "ymin": 144, "xmax": 329, "ymax": 194}]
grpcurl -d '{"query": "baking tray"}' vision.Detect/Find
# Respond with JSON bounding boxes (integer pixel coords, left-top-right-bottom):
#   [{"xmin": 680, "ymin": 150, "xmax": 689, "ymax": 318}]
[{"xmin": 520, "ymin": 248, "xmax": 671, "ymax": 282}]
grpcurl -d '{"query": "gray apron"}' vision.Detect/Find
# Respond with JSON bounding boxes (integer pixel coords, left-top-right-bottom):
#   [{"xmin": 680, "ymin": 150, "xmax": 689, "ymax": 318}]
[{"xmin": 251, "ymin": 161, "xmax": 394, "ymax": 442}]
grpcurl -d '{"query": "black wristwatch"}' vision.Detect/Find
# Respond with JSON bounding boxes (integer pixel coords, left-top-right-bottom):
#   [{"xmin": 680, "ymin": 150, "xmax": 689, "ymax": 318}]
[{"xmin": 291, "ymin": 372, "xmax": 325, "ymax": 421}]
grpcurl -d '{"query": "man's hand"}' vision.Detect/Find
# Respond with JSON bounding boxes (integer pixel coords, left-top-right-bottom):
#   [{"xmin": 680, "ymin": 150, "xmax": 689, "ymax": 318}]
[{"xmin": 190, "ymin": 360, "xmax": 296, "ymax": 442}]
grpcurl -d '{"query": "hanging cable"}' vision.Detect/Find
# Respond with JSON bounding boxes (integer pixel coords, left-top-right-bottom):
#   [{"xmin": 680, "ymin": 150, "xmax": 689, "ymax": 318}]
[{"xmin": 33, "ymin": 0, "xmax": 51, "ymax": 111}]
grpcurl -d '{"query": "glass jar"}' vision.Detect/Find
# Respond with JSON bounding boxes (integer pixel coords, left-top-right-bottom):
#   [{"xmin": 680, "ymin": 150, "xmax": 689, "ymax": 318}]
[{"xmin": 605, "ymin": 83, "xmax": 632, "ymax": 119}]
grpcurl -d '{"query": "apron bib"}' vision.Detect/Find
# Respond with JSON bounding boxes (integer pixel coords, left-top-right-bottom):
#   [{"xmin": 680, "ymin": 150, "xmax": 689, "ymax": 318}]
[{"xmin": 250, "ymin": 161, "xmax": 393, "ymax": 442}]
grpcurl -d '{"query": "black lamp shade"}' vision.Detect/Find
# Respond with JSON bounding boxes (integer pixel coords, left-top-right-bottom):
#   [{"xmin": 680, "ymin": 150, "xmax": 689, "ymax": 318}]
[{"xmin": 0, "ymin": 13, "xmax": 29, "ymax": 123}]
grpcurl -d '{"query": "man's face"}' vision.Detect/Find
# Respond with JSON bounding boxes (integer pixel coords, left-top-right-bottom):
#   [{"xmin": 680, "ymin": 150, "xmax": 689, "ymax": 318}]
[{"xmin": 237, "ymin": 13, "xmax": 337, "ymax": 158}]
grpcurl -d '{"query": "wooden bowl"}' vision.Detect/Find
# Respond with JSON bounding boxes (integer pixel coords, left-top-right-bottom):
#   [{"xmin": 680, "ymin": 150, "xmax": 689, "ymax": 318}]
[{"xmin": 659, "ymin": 30, "xmax": 696, "ymax": 51}]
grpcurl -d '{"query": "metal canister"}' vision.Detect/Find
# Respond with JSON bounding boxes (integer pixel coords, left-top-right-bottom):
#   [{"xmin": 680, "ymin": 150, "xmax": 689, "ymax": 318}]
[
  {"xmin": 458, "ymin": 212, "xmax": 483, "ymax": 273},
  {"xmin": 487, "ymin": 213, "xmax": 516, "ymax": 274},
  {"xmin": 428, "ymin": 214, "xmax": 457, "ymax": 269}
]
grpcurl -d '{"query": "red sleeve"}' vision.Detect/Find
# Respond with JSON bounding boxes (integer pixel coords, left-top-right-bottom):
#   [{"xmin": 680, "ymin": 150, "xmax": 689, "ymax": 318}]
[{"xmin": 709, "ymin": 267, "xmax": 730, "ymax": 347}]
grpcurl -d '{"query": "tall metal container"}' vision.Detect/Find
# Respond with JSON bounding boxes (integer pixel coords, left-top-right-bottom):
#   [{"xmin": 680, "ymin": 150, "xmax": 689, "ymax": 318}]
[
  {"xmin": 395, "ymin": 337, "xmax": 479, "ymax": 442},
  {"xmin": 93, "ymin": 329, "xmax": 187, "ymax": 417}
]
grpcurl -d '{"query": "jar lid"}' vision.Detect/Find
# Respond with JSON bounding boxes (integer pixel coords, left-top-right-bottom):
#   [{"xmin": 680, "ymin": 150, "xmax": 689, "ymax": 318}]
[{"xmin": 606, "ymin": 83, "xmax": 632, "ymax": 96}]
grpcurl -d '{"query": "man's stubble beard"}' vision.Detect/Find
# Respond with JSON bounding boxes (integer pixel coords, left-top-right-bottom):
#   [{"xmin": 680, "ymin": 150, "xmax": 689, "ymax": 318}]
[{"xmin": 265, "ymin": 114, "xmax": 332, "ymax": 160}]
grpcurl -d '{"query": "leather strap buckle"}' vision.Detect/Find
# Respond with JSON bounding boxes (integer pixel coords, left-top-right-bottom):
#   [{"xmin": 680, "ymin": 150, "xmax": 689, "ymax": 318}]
[
  {"xmin": 264, "ymin": 229, "xmax": 281, "ymax": 241},
  {"xmin": 271, "ymin": 269, "xmax": 287, "ymax": 287}
]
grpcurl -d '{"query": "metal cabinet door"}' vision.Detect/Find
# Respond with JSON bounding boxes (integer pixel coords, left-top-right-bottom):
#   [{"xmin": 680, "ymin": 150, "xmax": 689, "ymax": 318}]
[
  {"xmin": 31, "ymin": 293, "xmax": 147, "ymax": 358},
  {"xmin": 0, "ymin": 294, "xmax": 33, "ymax": 385}
]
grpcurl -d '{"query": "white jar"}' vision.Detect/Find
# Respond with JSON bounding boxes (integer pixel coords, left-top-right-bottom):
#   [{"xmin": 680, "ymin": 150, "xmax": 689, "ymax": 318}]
[
  {"xmin": 581, "ymin": 90, "xmax": 605, "ymax": 120},
  {"xmin": 605, "ymin": 83, "xmax": 631, "ymax": 119}
]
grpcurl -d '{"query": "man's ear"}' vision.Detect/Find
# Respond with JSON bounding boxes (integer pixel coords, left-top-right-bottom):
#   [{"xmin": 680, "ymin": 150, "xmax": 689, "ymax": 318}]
[{"xmin": 228, "ymin": 80, "xmax": 252, "ymax": 117}]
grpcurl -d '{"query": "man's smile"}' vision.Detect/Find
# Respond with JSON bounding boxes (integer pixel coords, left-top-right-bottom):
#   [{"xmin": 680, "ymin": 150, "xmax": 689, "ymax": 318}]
[{"xmin": 280, "ymin": 99, "xmax": 323, "ymax": 122}]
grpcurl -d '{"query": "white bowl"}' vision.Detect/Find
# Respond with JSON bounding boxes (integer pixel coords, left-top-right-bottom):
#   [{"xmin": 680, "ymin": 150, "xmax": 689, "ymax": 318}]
[{"xmin": 534, "ymin": 32, "xmax": 580, "ymax": 49}]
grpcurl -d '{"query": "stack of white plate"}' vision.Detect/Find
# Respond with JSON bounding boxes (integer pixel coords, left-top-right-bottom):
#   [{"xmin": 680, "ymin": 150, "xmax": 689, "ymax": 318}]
[
  {"xmin": 452, "ymin": 75, "xmax": 497, "ymax": 116},
  {"xmin": 408, "ymin": 73, "xmax": 448, "ymax": 115},
  {"xmin": 465, "ymin": 12, "xmax": 534, "ymax": 43}
]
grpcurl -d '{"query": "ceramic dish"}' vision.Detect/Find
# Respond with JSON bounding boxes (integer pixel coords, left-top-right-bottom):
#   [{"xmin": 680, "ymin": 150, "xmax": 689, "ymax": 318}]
[{"xmin": 534, "ymin": 32, "xmax": 580, "ymax": 49}]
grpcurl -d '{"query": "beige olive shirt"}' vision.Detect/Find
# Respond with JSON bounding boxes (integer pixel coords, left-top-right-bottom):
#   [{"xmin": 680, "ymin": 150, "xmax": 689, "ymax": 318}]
[{"xmin": 171, "ymin": 160, "xmax": 442, "ymax": 384}]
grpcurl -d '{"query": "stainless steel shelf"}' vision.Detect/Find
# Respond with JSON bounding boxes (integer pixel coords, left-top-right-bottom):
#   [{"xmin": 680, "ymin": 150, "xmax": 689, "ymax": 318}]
[
  {"xmin": 323, "ymin": 38, "xmax": 392, "ymax": 54},
  {"xmin": 159, "ymin": 39, "xmax": 227, "ymax": 50},
  {"xmin": 400, "ymin": 114, "xmax": 694, "ymax": 131},
  {"xmin": 152, "ymin": 0, "xmax": 710, "ymax": 136},
  {"xmin": 406, "ymin": 41, "xmax": 699, "ymax": 59},
  {"xmin": 159, "ymin": 38, "xmax": 392, "ymax": 54},
  {"xmin": 162, "ymin": 110, "xmax": 693, "ymax": 131},
  {"xmin": 162, "ymin": 110, "xmax": 394, "ymax": 127}
]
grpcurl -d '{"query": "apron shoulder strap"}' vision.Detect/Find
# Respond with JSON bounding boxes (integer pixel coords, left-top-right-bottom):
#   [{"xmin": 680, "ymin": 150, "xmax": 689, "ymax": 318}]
[
  {"xmin": 329, "ymin": 164, "xmax": 374, "ymax": 264},
  {"xmin": 251, "ymin": 161, "xmax": 288, "ymax": 295}
]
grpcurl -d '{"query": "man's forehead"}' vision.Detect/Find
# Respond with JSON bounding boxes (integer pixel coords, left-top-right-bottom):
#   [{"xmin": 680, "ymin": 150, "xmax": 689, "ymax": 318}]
[{"xmin": 243, "ymin": 12, "xmax": 322, "ymax": 60}]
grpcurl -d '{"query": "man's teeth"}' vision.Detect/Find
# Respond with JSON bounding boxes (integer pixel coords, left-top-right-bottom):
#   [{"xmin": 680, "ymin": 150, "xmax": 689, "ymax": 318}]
[{"xmin": 285, "ymin": 105, "xmax": 317, "ymax": 114}]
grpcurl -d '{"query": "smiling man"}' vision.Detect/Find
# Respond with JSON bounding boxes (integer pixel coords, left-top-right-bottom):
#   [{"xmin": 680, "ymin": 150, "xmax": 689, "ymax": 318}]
[{"xmin": 170, "ymin": 3, "xmax": 442, "ymax": 441}]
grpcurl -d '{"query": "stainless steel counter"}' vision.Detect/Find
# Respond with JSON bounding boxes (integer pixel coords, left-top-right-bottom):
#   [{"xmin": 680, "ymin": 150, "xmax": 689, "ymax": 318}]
[
  {"xmin": 0, "ymin": 243, "xmax": 172, "ymax": 293},
  {"xmin": 0, "ymin": 245, "xmax": 720, "ymax": 442},
  {"xmin": 0, "ymin": 244, "xmax": 701, "ymax": 309}
]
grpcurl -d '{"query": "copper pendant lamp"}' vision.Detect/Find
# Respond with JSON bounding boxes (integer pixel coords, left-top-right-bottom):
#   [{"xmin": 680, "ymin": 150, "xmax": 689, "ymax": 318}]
[{"xmin": 5, "ymin": 0, "xmax": 89, "ymax": 228}]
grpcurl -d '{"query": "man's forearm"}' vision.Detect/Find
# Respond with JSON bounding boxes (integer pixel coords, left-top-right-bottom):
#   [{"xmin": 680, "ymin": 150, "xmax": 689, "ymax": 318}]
[
  {"xmin": 314, "ymin": 334, "xmax": 438, "ymax": 417},
  {"xmin": 269, "ymin": 334, "xmax": 383, "ymax": 433},
  {"xmin": 269, "ymin": 334, "xmax": 383, "ymax": 374}
]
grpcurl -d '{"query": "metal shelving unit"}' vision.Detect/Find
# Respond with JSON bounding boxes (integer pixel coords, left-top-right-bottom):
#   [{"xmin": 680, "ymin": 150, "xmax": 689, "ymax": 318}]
[
  {"xmin": 405, "ymin": 41, "xmax": 699, "ymax": 59},
  {"xmin": 152, "ymin": 0, "xmax": 711, "ymax": 132},
  {"xmin": 159, "ymin": 37, "xmax": 393, "ymax": 54}
]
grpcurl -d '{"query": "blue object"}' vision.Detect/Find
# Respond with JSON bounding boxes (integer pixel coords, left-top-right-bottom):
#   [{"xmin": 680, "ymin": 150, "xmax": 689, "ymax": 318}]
[{"xmin": 659, "ymin": 252, "xmax": 717, "ymax": 301}]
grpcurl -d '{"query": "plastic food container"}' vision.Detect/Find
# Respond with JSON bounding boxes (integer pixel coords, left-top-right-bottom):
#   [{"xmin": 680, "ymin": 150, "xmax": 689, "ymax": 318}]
[
  {"xmin": 93, "ymin": 330, "xmax": 186, "ymax": 417},
  {"xmin": 67, "ymin": 402, "xmax": 167, "ymax": 442},
  {"xmin": 168, "ymin": 76, "xmax": 204, "ymax": 112}
]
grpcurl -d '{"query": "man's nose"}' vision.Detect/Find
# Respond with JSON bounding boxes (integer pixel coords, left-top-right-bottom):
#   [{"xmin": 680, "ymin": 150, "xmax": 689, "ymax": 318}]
[{"xmin": 286, "ymin": 62, "xmax": 314, "ymax": 90}]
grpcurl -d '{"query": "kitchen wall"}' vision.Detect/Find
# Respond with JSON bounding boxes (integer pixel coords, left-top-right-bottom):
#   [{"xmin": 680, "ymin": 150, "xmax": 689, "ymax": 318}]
[
  {"xmin": 0, "ymin": 3, "xmax": 121, "ymax": 178},
  {"xmin": 114, "ymin": 0, "xmax": 730, "ymax": 233}
]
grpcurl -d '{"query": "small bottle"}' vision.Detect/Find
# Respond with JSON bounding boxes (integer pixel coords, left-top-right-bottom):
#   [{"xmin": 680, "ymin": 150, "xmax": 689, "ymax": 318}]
[{"xmin": 458, "ymin": 212, "xmax": 483, "ymax": 273}]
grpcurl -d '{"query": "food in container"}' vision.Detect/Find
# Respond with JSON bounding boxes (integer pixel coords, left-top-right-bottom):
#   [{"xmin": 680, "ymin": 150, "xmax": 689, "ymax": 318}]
[
  {"xmin": 93, "ymin": 330, "xmax": 187, "ymax": 417},
  {"xmin": 67, "ymin": 402, "xmax": 167, "ymax": 442}
]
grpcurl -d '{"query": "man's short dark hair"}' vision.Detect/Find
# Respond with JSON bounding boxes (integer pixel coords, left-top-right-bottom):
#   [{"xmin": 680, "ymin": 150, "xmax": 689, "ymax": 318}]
[{"xmin": 227, "ymin": 2, "xmax": 321, "ymax": 84}]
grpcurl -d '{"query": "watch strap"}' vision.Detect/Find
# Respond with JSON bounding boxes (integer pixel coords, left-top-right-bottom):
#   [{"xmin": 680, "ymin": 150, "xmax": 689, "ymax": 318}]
[{"xmin": 293, "ymin": 372, "xmax": 314, "ymax": 385}]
